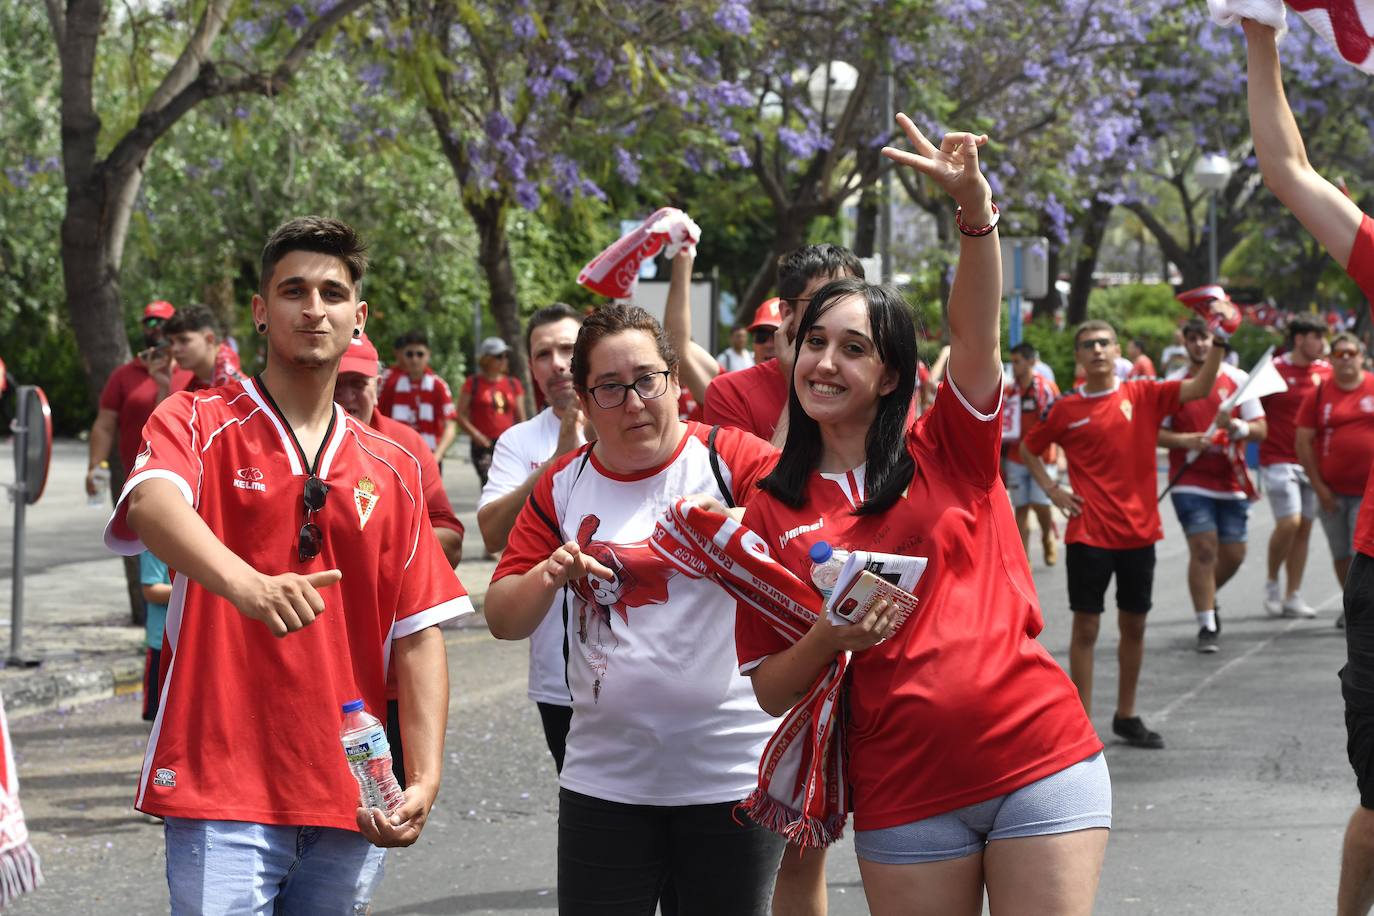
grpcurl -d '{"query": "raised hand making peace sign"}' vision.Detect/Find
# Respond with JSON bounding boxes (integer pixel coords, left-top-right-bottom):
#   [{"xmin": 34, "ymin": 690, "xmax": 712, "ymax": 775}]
[{"xmin": 880, "ymin": 112, "xmax": 994, "ymax": 224}]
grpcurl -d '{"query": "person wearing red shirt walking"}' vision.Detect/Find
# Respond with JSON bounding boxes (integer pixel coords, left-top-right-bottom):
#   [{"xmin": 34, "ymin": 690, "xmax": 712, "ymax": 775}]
[
  {"xmin": 1157, "ymin": 318, "xmax": 1267, "ymax": 654},
  {"xmin": 455, "ymin": 336, "xmax": 527, "ymax": 485},
  {"xmin": 1126, "ymin": 338, "xmax": 1156, "ymax": 379},
  {"xmin": 102, "ymin": 217, "xmax": 470, "ymax": 912},
  {"xmin": 84, "ymin": 300, "xmax": 193, "ymax": 499},
  {"xmin": 379, "ymin": 329, "xmax": 462, "ymax": 464},
  {"xmin": 1258, "ymin": 313, "xmax": 1331, "ymax": 619},
  {"xmin": 1296, "ymin": 333, "xmax": 1374, "ymax": 619},
  {"xmin": 705, "ymin": 245, "xmax": 865, "ymax": 445},
  {"xmin": 740, "ymin": 117, "xmax": 1109, "ymax": 913},
  {"xmin": 1022, "ymin": 317, "xmax": 1224, "ymax": 749},
  {"xmin": 1241, "ymin": 17, "xmax": 1374, "ymax": 912},
  {"xmin": 164, "ymin": 304, "xmax": 244, "ymax": 392},
  {"xmin": 1002, "ymin": 341, "xmax": 1061, "ymax": 566}
]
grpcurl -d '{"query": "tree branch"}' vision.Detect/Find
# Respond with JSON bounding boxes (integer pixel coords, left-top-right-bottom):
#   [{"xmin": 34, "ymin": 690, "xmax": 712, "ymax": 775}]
[
  {"xmin": 142, "ymin": 0, "xmax": 232, "ymax": 116},
  {"xmin": 44, "ymin": 0, "xmax": 65, "ymax": 52}
]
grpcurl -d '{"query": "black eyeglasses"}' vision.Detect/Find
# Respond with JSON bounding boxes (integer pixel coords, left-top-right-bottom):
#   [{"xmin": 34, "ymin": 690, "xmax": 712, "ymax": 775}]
[
  {"xmin": 752, "ymin": 328, "xmax": 775, "ymax": 345},
  {"xmin": 298, "ymin": 475, "xmax": 330, "ymax": 561},
  {"xmin": 585, "ymin": 370, "xmax": 672, "ymax": 409}
]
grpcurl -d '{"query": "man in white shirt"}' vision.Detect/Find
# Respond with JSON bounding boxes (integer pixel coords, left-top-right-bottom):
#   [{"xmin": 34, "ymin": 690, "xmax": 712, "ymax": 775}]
[
  {"xmin": 716, "ymin": 326, "xmax": 755, "ymax": 373},
  {"xmin": 476, "ymin": 303, "xmax": 588, "ymax": 770}
]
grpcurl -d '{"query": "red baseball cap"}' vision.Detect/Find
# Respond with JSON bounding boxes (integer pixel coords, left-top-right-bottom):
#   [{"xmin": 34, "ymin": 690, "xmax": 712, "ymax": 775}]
[
  {"xmin": 143, "ymin": 300, "xmax": 176, "ymax": 322},
  {"xmin": 338, "ymin": 332, "xmax": 380, "ymax": 377},
  {"xmin": 749, "ymin": 297, "xmax": 783, "ymax": 331}
]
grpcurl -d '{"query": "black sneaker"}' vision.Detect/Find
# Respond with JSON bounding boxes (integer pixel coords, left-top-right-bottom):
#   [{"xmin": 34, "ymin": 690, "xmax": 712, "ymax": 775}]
[
  {"xmin": 1213, "ymin": 604, "xmax": 1221, "ymax": 635},
  {"xmin": 1113, "ymin": 714, "xmax": 1165, "ymax": 749},
  {"xmin": 1197, "ymin": 627, "xmax": 1219, "ymax": 654}
]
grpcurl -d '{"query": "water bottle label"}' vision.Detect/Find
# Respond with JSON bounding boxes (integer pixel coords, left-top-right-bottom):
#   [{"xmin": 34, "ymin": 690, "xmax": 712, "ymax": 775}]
[{"xmin": 344, "ymin": 725, "xmax": 390, "ymax": 763}]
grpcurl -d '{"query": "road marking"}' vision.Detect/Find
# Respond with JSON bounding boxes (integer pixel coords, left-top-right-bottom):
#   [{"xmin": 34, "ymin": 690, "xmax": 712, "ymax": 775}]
[{"xmin": 1152, "ymin": 590, "xmax": 1343, "ymax": 724}]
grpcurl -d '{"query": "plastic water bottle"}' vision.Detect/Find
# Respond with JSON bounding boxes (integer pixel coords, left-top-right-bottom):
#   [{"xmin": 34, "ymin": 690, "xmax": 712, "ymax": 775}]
[
  {"xmin": 88, "ymin": 462, "xmax": 110, "ymax": 507},
  {"xmin": 809, "ymin": 541, "xmax": 848, "ymax": 605},
  {"xmin": 340, "ymin": 699, "xmax": 405, "ymax": 814}
]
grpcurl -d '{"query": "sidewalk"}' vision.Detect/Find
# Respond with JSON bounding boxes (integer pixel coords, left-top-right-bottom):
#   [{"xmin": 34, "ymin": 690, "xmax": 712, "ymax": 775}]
[{"xmin": 0, "ymin": 439, "xmax": 499, "ymax": 719}]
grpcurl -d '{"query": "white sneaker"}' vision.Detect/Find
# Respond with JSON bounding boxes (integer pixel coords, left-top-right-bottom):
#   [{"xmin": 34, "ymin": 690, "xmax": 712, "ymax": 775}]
[
  {"xmin": 1264, "ymin": 581, "xmax": 1283, "ymax": 617},
  {"xmin": 1282, "ymin": 593, "xmax": 1317, "ymax": 618}
]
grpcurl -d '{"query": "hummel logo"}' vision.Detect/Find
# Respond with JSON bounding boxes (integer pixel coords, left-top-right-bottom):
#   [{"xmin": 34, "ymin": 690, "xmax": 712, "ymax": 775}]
[
  {"xmin": 233, "ymin": 467, "xmax": 267, "ymax": 492},
  {"xmin": 1067, "ymin": 418, "xmax": 1091, "ymax": 429},
  {"xmin": 779, "ymin": 518, "xmax": 824, "ymax": 550}
]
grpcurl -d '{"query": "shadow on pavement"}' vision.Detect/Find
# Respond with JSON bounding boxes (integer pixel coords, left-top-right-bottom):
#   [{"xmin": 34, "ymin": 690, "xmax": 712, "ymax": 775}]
[{"xmin": 373, "ymin": 887, "xmax": 557, "ymax": 914}]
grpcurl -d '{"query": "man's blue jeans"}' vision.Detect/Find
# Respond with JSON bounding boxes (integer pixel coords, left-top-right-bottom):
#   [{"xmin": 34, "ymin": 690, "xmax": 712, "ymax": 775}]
[{"xmin": 165, "ymin": 818, "xmax": 385, "ymax": 914}]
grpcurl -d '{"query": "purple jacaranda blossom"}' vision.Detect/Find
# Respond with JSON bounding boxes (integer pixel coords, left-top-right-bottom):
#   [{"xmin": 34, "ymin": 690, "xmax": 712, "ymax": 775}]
[
  {"xmin": 515, "ymin": 182, "xmax": 541, "ymax": 210},
  {"xmin": 713, "ymin": 0, "xmax": 751, "ymax": 36},
  {"xmin": 485, "ymin": 111, "xmax": 514, "ymax": 141},
  {"xmin": 285, "ymin": 4, "xmax": 308, "ymax": 29},
  {"xmin": 614, "ymin": 147, "xmax": 641, "ymax": 184},
  {"xmin": 512, "ymin": 15, "xmax": 537, "ymax": 40}
]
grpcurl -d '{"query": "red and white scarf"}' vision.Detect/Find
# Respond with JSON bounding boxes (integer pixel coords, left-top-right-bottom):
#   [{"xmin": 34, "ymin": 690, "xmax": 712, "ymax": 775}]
[
  {"xmin": 649, "ymin": 498, "xmax": 850, "ymax": 847},
  {"xmin": 1210, "ymin": 0, "xmax": 1374, "ymax": 73},
  {"xmin": 577, "ymin": 207, "xmax": 701, "ymax": 300},
  {"xmin": 0, "ymin": 693, "xmax": 41, "ymax": 904}
]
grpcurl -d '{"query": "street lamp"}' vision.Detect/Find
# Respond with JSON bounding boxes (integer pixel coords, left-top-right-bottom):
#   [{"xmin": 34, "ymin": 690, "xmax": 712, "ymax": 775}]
[{"xmin": 1194, "ymin": 152, "xmax": 1234, "ymax": 283}]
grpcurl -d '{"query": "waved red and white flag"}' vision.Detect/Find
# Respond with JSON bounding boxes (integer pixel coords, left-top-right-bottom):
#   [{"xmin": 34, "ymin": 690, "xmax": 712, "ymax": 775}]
[
  {"xmin": 1209, "ymin": 0, "xmax": 1374, "ymax": 73},
  {"xmin": 577, "ymin": 207, "xmax": 701, "ymax": 300}
]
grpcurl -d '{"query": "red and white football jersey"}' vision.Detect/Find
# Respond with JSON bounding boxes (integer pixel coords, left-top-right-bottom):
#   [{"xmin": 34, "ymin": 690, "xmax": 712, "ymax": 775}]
[
  {"xmin": 1023, "ymin": 379, "xmax": 1183, "ymax": 549},
  {"xmin": 1162, "ymin": 363, "xmax": 1264, "ymax": 499},
  {"xmin": 379, "ymin": 369, "xmax": 458, "ymax": 451},
  {"xmin": 703, "ymin": 359, "xmax": 789, "ymax": 440},
  {"xmin": 1260, "ymin": 354, "xmax": 1332, "ymax": 467},
  {"xmin": 736, "ymin": 382, "xmax": 1100, "ymax": 831},
  {"xmin": 104, "ymin": 377, "xmax": 470, "ymax": 830},
  {"xmin": 1298, "ymin": 373, "xmax": 1374, "ymax": 498},
  {"xmin": 1002, "ymin": 374, "xmax": 1058, "ymax": 464},
  {"xmin": 494, "ymin": 423, "xmax": 779, "ymax": 806}
]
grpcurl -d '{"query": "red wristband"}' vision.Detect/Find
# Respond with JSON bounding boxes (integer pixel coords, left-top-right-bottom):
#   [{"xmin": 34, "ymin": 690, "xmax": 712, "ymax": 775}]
[{"xmin": 955, "ymin": 201, "xmax": 1000, "ymax": 237}]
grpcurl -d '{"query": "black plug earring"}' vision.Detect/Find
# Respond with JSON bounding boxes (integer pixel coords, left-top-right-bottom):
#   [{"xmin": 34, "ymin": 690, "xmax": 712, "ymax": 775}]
[
  {"xmin": 257, "ymin": 323, "xmax": 267, "ymax": 334},
  {"xmin": 353, "ymin": 328, "xmax": 361, "ymax": 338}
]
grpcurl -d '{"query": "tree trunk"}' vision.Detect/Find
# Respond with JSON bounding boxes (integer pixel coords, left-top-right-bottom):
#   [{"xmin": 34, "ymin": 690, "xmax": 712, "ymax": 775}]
[
  {"xmin": 853, "ymin": 187, "xmax": 878, "ymax": 258},
  {"xmin": 740, "ymin": 212, "xmax": 812, "ymax": 314},
  {"xmin": 469, "ymin": 195, "xmax": 529, "ymax": 395},
  {"xmin": 1068, "ymin": 197, "xmax": 1114, "ymax": 326}
]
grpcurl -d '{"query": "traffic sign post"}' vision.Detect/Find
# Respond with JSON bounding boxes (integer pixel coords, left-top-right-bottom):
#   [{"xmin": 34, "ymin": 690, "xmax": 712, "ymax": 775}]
[
  {"xmin": 1000, "ymin": 236, "xmax": 1049, "ymax": 349},
  {"xmin": 7, "ymin": 386, "xmax": 52, "ymax": 667}
]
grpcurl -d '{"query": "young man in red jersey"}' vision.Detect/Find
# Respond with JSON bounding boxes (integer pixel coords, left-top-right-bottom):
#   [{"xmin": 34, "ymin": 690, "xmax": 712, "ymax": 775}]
[
  {"xmin": 104, "ymin": 217, "xmax": 470, "ymax": 912},
  {"xmin": 1002, "ymin": 341, "xmax": 1062, "ymax": 565},
  {"xmin": 1259, "ymin": 313, "xmax": 1331, "ymax": 618},
  {"xmin": 704, "ymin": 244, "xmax": 865, "ymax": 444},
  {"xmin": 1158, "ymin": 318, "xmax": 1267, "ymax": 654},
  {"xmin": 1296, "ymin": 333, "xmax": 1374, "ymax": 612},
  {"xmin": 1022, "ymin": 318, "xmax": 1224, "ymax": 749},
  {"xmin": 1241, "ymin": 19, "xmax": 1374, "ymax": 913}
]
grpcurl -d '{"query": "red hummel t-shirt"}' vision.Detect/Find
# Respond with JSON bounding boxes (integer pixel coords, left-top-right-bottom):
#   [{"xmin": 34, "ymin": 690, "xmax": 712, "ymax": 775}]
[
  {"xmin": 459, "ymin": 374, "xmax": 525, "ymax": 442},
  {"xmin": 1162, "ymin": 364, "xmax": 1264, "ymax": 499},
  {"xmin": 1023, "ymin": 379, "xmax": 1183, "ymax": 550},
  {"xmin": 1260, "ymin": 354, "xmax": 1332, "ymax": 466},
  {"xmin": 1297, "ymin": 373, "xmax": 1374, "ymax": 498},
  {"xmin": 736, "ymin": 382, "xmax": 1100, "ymax": 831},
  {"xmin": 104, "ymin": 378, "xmax": 471, "ymax": 830},
  {"xmin": 99, "ymin": 360, "xmax": 194, "ymax": 472},
  {"xmin": 1349, "ymin": 214, "xmax": 1374, "ymax": 557},
  {"xmin": 704, "ymin": 359, "xmax": 789, "ymax": 439},
  {"xmin": 1003, "ymin": 374, "xmax": 1058, "ymax": 465},
  {"xmin": 379, "ymin": 369, "xmax": 459, "ymax": 451}
]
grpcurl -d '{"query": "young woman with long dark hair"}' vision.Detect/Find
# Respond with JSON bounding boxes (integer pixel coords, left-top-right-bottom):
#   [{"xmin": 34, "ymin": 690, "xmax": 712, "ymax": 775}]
[{"xmin": 735, "ymin": 115, "xmax": 1109, "ymax": 915}]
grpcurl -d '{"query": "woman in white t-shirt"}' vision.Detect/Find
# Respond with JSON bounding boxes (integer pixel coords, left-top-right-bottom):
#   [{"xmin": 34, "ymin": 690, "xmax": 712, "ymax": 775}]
[{"xmin": 486, "ymin": 304, "xmax": 784, "ymax": 915}]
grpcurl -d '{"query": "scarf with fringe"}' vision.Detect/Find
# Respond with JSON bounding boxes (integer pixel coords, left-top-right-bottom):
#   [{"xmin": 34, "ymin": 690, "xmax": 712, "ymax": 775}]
[
  {"xmin": 649, "ymin": 498, "xmax": 850, "ymax": 848},
  {"xmin": 0, "ymin": 692, "xmax": 41, "ymax": 905}
]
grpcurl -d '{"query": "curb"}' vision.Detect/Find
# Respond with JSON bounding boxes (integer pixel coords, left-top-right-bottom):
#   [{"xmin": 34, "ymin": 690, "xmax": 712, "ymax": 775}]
[
  {"xmin": 1, "ymin": 611, "xmax": 492, "ymax": 721},
  {"xmin": 4, "ymin": 655, "xmax": 145, "ymax": 721}
]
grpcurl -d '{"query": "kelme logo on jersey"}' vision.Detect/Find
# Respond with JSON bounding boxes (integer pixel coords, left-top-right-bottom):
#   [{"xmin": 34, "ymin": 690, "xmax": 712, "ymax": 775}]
[
  {"xmin": 153, "ymin": 768, "xmax": 176, "ymax": 788},
  {"xmin": 354, "ymin": 477, "xmax": 379, "ymax": 529},
  {"xmin": 233, "ymin": 467, "xmax": 266, "ymax": 492}
]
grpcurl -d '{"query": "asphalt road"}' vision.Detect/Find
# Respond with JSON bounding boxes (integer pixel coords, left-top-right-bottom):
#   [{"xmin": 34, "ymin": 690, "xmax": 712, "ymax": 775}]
[{"xmin": 0, "ymin": 439, "xmax": 1356, "ymax": 913}]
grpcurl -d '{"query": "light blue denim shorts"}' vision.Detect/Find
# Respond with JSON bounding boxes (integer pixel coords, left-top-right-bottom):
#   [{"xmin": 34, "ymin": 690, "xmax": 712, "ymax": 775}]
[{"xmin": 853, "ymin": 751, "xmax": 1111, "ymax": 865}]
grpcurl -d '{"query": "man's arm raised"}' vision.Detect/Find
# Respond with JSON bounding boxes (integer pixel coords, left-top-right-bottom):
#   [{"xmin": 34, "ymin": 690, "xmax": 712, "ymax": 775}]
[
  {"xmin": 125, "ymin": 478, "xmax": 339, "ymax": 637},
  {"xmin": 1244, "ymin": 19, "xmax": 1363, "ymax": 265}
]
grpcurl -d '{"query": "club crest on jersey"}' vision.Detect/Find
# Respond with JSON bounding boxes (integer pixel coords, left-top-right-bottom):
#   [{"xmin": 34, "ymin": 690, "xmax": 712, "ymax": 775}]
[
  {"xmin": 134, "ymin": 444, "xmax": 151, "ymax": 471},
  {"xmin": 1362, "ymin": 396, "xmax": 1374, "ymax": 414},
  {"xmin": 233, "ymin": 467, "xmax": 266, "ymax": 492},
  {"xmin": 1119, "ymin": 400, "xmax": 1133, "ymax": 422},
  {"xmin": 353, "ymin": 477, "xmax": 379, "ymax": 529}
]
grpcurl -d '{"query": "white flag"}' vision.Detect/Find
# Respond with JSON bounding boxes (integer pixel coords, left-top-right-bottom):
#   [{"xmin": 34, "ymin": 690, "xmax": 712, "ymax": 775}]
[{"xmin": 1225, "ymin": 347, "xmax": 1289, "ymax": 409}]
